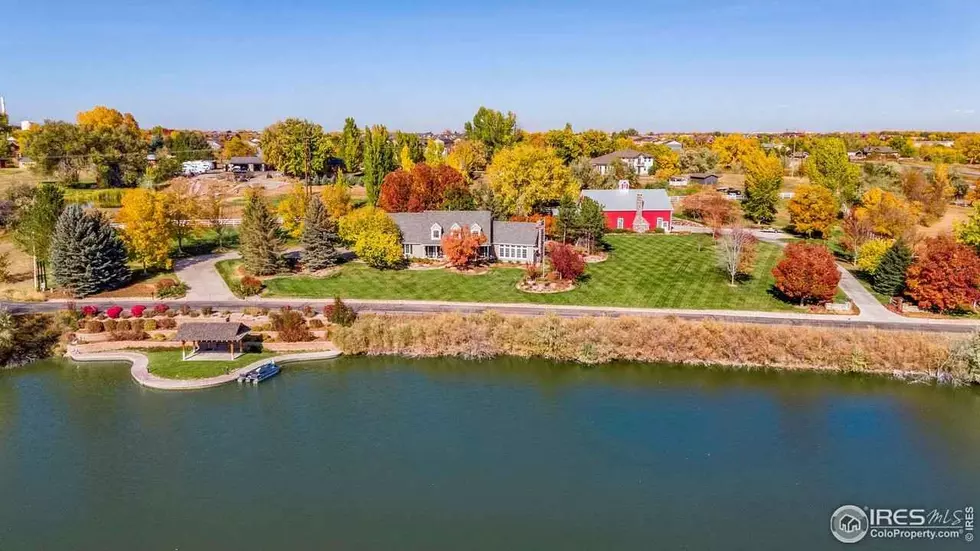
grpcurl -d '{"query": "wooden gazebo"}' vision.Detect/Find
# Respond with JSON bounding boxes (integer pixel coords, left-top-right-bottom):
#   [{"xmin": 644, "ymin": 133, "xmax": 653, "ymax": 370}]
[{"xmin": 174, "ymin": 322, "xmax": 250, "ymax": 360}]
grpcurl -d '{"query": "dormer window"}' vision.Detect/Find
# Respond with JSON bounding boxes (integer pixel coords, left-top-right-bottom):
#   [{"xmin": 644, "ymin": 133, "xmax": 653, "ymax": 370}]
[
  {"xmin": 430, "ymin": 223, "xmax": 442, "ymax": 239},
  {"xmin": 450, "ymin": 223, "xmax": 461, "ymax": 233},
  {"xmin": 470, "ymin": 223, "xmax": 482, "ymax": 234}
]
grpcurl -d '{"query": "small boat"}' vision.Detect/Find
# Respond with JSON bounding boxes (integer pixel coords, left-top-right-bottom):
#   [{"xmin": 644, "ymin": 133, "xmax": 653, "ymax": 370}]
[{"xmin": 238, "ymin": 362, "xmax": 280, "ymax": 384}]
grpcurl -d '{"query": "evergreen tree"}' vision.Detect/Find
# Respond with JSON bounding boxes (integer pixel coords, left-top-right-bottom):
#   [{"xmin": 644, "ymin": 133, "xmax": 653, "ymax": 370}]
[
  {"xmin": 50, "ymin": 205, "xmax": 130, "ymax": 297},
  {"xmin": 578, "ymin": 196, "xmax": 607, "ymax": 254},
  {"xmin": 554, "ymin": 196, "xmax": 580, "ymax": 242},
  {"xmin": 12, "ymin": 183, "xmax": 65, "ymax": 291},
  {"xmin": 872, "ymin": 240, "xmax": 913, "ymax": 297},
  {"xmin": 239, "ymin": 190, "xmax": 283, "ymax": 275},
  {"xmin": 300, "ymin": 196, "xmax": 340, "ymax": 271}
]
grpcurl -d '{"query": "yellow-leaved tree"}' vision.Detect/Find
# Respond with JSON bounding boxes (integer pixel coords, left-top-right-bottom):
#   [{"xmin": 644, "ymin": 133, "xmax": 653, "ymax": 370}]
[
  {"xmin": 486, "ymin": 144, "xmax": 577, "ymax": 216},
  {"xmin": 77, "ymin": 106, "xmax": 139, "ymax": 130},
  {"xmin": 446, "ymin": 139, "xmax": 487, "ymax": 183},
  {"xmin": 711, "ymin": 134, "xmax": 760, "ymax": 169},
  {"xmin": 337, "ymin": 206, "xmax": 402, "ymax": 268},
  {"xmin": 853, "ymin": 187, "xmax": 919, "ymax": 238},
  {"xmin": 161, "ymin": 178, "xmax": 201, "ymax": 254},
  {"xmin": 117, "ymin": 189, "xmax": 173, "ymax": 271},
  {"xmin": 399, "ymin": 144, "xmax": 416, "ymax": 171},
  {"xmin": 321, "ymin": 178, "xmax": 353, "ymax": 221},
  {"xmin": 276, "ymin": 184, "xmax": 309, "ymax": 239},
  {"xmin": 787, "ymin": 184, "xmax": 837, "ymax": 237}
]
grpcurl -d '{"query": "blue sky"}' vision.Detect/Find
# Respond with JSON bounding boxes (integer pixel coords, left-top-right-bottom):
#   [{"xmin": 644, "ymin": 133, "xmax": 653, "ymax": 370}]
[{"xmin": 4, "ymin": 0, "xmax": 979, "ymax": 132}]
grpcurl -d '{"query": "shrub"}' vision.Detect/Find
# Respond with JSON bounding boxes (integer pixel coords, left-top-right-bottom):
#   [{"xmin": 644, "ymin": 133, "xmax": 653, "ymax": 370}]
[
  {"xmin": 130, "ymin": 305, "xmax": 146, "ymax": 317},
  {"xmin": 144, "ymin": 319, "xmax": 157, "ymax": 331},
  {"xmin": 103, "ymin": 319, "xmax": 117, "ymax": 332},
  {"xmin": 115, "ymin": 319, "xmax": 131, "ymax": 331},
  {"xmin": 85, "ymin": 320, "xmax": 104, "ymax": 333},
  {"xmin": 120, "ymin": 312, "xmax": 131, "ymax": 319},
  {"xmin": 323, "ymin": 296, "xmax": 357, "ymax": 327},
  {"xmin": 303, "ymin": 305, "xmax": 315, "ymax": 318},
  {"xmin": 153, "ymin": 303, "xmax": 169, "ymax": 314},
  {"xmin": 106, "ymin": 306, "xmax": 123, "ymax": 319},
  {"xmin": 772, "ymin": 242, "xmax": 841, "ymax": 305},
  {"xmin": 238, "ymin": 276, "xmax": 263, "ymax": 297},
  {"xmin": 81, "ymin": 305, "xmax": 99, "ymax": 317},
  {"xmin": 547, "ymin": 243, "xmax": 585, "ymax": 281},
  {"xmin": 856, "ymin": 238, "xmax": 893, "ymax": 275},
  {"xmin": 309, "ymin": 319, "xmax": 325, "ymax": 329},
  {"xmin": 201, "ymin": 306, "xmax": 213, "ymax": 316},
  {"xmin": 524, "ymin": 263, "xmax": 542, "ymax": 281},
  {"xmin": 155, "ymin": 278, "xmax": 187, "ymax": 299},
  {"xmin": 109, "ymin": 330, "xmax": 147, "ymax": 341},
  {"xmin": 269, "ymin": 308, "xmax": 313, "ymax": 342},
  {"xmin": 156, "ymin": 318, "xmax": 177, "ymax": 329},
  {"xmin": 179, "ymin": 305, "xmax": 190, "ymax": 316},
  {"xmin": 189, "ymin": 311, "xmax": 200, "ymax": 318},
  {"xmin": 906, "ymin": 235, "xmax": 980, "ymax": 312},
  {"xmin": 243, "ymin": 307, "xmax": 264, "ymax": 316}
]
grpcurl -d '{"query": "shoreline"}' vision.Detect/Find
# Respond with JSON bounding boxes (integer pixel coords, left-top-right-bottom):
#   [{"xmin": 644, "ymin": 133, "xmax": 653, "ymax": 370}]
[{"xmin": 66, "ymin": 348, "xmax": 342, "ymax": 390}]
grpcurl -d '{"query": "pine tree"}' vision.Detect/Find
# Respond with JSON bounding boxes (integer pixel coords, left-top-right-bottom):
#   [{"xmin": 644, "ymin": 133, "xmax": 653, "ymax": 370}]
[
  {"xmin": 50, "ymin": 205, "xmax": 130, "ymax": 297},
  {"xmin": 872, "ymin": 240, "xmax": 913, "ymax": 297},
  {"xmin": 239, "ymin": 190, "xmax": 283, "ymax": 275},
  {"xmin": 578, "ymin": 196, "xmax": 607, "ymax": 254},
  {"xmin": 300, "ymin": 196, "xmax": 339, "ymax": 271}
]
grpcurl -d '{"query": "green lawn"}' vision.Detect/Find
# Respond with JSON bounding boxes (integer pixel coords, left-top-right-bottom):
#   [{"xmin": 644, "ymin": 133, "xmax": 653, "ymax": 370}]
[
  {"xmin": 222, "ymin": 234, "xmax": 800, "ymax": 311},
  {"xmin": 145, "ymin": 350, "xmax": 275, "ymax": 379}
]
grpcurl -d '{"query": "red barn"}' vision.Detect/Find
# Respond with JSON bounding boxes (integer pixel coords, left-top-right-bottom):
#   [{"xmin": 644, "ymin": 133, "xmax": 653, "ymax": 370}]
[{"xmin": 580, "ymin": 183, "xmax": 673, "ymax": 233}]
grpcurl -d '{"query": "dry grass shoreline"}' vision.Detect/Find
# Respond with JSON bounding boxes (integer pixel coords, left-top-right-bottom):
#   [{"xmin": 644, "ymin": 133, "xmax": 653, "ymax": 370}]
[{"xmin": 334, "ymin": 312, "xmax": 971, "ymax": 382}]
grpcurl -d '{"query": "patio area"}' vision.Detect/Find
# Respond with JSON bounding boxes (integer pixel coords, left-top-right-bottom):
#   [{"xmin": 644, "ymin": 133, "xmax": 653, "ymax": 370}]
[{"xmin": 174, "ymin": 321, "xmax": 251, "ymax": 361}]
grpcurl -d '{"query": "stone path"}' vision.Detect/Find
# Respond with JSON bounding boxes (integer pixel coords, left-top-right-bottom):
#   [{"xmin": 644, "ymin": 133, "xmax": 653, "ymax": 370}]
[{"xmin": 66, "ymin": 347, "xmax": 342, "ymax": 391}]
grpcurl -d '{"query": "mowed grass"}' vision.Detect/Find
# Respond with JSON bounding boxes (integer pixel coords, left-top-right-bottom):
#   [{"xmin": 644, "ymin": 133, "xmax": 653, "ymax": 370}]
[
  {"xmin": 145, "ymin": 350, "xmax": 275, "ymax": 379},
  {"xmin": 233, "ymin": 234, "xmax": 798, "ymax": 311}
]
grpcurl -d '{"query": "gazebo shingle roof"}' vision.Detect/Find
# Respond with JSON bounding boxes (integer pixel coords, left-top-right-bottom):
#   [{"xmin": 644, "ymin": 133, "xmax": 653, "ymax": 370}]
[{"xmin": 174, "ymin": 322, "xmax": 250, "ymax": 342}]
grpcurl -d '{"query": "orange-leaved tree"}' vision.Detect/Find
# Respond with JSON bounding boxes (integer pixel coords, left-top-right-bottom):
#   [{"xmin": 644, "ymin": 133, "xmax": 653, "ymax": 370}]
[
  {"xmin": 771, "ymin": 242, "xmax": 841, "ymax": 305},
  {"xmin": 440, "ymin": 227, "xmax": 487, "ymax": 269},
  {"xmin": 905, "ymin": 235, "xmax": 980, "ymax": 313}
]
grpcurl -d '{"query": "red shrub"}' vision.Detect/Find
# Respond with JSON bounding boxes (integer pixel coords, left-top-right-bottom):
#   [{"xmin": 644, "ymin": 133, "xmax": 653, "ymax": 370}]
[
  {"xmin": 905, "ymin": 235, "xmax": 980, "ymax": 312},
  {"xmin": 239, "ymin": 276, "xmax": 263, "ymax": 297},
  {"xmin": 270, "ymin": 308, "xmax": 313, "ymax": 342},
  {"xmin": 547, "ymin": 242, "xmax": 585, "ymax": 280},
  {"xmin": 772, "ymin": 242, "xmax": 841, "ymax": 305},
  {"xmin": 106, "ymin": 306, "xmax": 123, "ymax": 319},
  {"xmin": 153, "ymin": 303, "xmax": 169, "ymax": 314},
  {"xmin": 81, "ymin": 305, "xmax": 99, "ymax": 317},
  {"xmin": 130, "ymin": 305, "xmax": 146, "ymax": 317}
]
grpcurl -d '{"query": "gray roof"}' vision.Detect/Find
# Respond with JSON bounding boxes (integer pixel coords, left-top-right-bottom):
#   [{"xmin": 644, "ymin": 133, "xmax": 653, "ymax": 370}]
[
  {"xmin": 229, "ymin": 156, "xmax": 263, "ymax": 165},
  {"xmin": 589, "ymin": 149, "xmax": 651, "ymax": 164},
  {"xmin": 174, "ymin": 322, "xmax": 250, "ymax": 342},
  {"xmin": 390, "ymin": 210, "xmax": 493, "ymax": 244},
  {"xmin": 580, "ymin": 188, "xmax": 673, "ymax": 212},
  {"xmin": 688, "ymin": 172, "xmax": 720, "ymax": 179},
  {"xmin": 492, "ymin": 221, "xmax": 539, "ymax": 245}
]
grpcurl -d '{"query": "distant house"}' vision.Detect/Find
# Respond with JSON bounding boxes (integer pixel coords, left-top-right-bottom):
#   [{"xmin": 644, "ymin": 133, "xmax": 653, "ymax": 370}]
[
  {"xmin": 660, "ymin": 140, "xmax": 684, "ymax": 153},
  {"xmin": 855, "ymin": 146, "xmax": 899, "ymax": 160},
  {"xmin": 17, "ymin": 157, "xmax": 34, "ymax": 169},
  {"xmin": 390, "ymin": 210, "xmax": 543, "ymax": 263},
  {"xmin": 668, "ymin": 175, "xmax": 689, "ymax": 187},
  {"xmin": 589, "ymin": 149, "xmax": 656, "ymax": 176},
  {"xmin": 580, "ymin": 182, "xmax": 672, "ymax": 233},
  {"xmin": 228, "ymin": 156, "xmax": 269, "ymax": 172},
  {"xmin": 207, "ymin": 140, "xmax": 222, "ymax": 151},
  {"xmin": 688, "ymin": 173, "xmax": 720, "ymax": 186}
]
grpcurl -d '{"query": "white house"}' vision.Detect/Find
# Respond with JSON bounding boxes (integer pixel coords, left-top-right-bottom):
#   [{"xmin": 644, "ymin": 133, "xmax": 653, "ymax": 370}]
[{"xmin": 589, "ymin": 149, "xmax": 656, "ymax": 176}]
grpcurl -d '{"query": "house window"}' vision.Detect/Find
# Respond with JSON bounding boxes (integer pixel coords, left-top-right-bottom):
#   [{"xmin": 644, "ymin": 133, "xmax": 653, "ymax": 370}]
[
  {"xmin": 430, "ymin": 224, "xmax": 442, "ymax": 240},
  {"xmin": 657, "ymin": 217, "xmax": 664, "ymax": 229},
  {"xmin": 425, "ymin": 245, "xmax": 443, "ymax": 259},
  {"xmin": 616, "ymin": 217, "xmax": 624, "ymax": 229},
  {"xmin": 450, "ymin": 223, "xmax": 461, "ymax": 233},
  {"xmin": 402, "ymin": 244, "xmax": 412, "ymax": 257},
  {"xmin": 470, "ymin": 223, "xmax": 482, "ymax": 234}
]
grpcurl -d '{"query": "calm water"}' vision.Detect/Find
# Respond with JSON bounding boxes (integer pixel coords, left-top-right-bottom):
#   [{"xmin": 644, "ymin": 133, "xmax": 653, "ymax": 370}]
[{"xmin": 1, "ymin": 357, "xmax": 979, "ymax": 550}]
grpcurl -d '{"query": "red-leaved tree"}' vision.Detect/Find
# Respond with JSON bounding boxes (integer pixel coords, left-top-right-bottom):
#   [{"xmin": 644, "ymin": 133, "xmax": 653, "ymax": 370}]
[
  {"xmin": 905, "ymin": 235, "xmax": 980, "ymax": 312},
  {"xmin": 771, "ymin": 242, "xmax": 841, "ymax": 305},
  {"xmin": 441, "ymin": 228, "xmax": 487, "ymax": 269},
  {"xmin": 548, "ymin": 242, "xmax": 585, "ymax": 281},
  {"xmin": 379, "ymin": 164, "xmax": 470, "ymax": 213}
]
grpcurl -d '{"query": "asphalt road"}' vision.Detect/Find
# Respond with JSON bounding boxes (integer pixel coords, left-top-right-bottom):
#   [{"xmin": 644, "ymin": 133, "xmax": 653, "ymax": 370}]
[{"xmin": 4, "ymin": 298, "xmax": 978, "ymax": 334}]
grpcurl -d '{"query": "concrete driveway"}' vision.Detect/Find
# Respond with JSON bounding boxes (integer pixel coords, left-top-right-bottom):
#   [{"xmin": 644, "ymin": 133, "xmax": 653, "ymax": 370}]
[{"xmin": 174, "ymin": 252, "xmax": 239, "ymax": 301}]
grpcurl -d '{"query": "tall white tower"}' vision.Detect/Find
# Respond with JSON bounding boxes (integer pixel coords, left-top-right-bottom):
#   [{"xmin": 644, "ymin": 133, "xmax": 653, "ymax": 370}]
[{"xmin": 0, "ymin": 96, "xmax": 6, "ymax": 115}]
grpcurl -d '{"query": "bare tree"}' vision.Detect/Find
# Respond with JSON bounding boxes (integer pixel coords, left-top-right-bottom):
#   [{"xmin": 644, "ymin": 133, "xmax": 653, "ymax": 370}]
[{"xmin": 717, "ymin": 224, "xmax": 756, "ymax": 285}]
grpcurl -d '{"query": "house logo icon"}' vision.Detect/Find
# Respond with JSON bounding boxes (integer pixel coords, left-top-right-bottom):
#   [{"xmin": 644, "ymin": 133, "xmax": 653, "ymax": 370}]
[{"xmin": 831, "ymin": 505, "xmax": 869, "ymax": 543}]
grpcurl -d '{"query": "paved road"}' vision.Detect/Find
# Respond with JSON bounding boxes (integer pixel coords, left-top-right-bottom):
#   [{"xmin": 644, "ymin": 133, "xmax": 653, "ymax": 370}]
[{"xmin": 174, "ymin": 251, "xmax": 238, "ymax": 301}]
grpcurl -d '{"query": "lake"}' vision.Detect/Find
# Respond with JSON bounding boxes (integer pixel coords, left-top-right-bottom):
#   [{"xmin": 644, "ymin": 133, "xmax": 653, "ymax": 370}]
[{"xmin": 1, "ymin": 356, "xmax": 978, "ymax": 550}]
